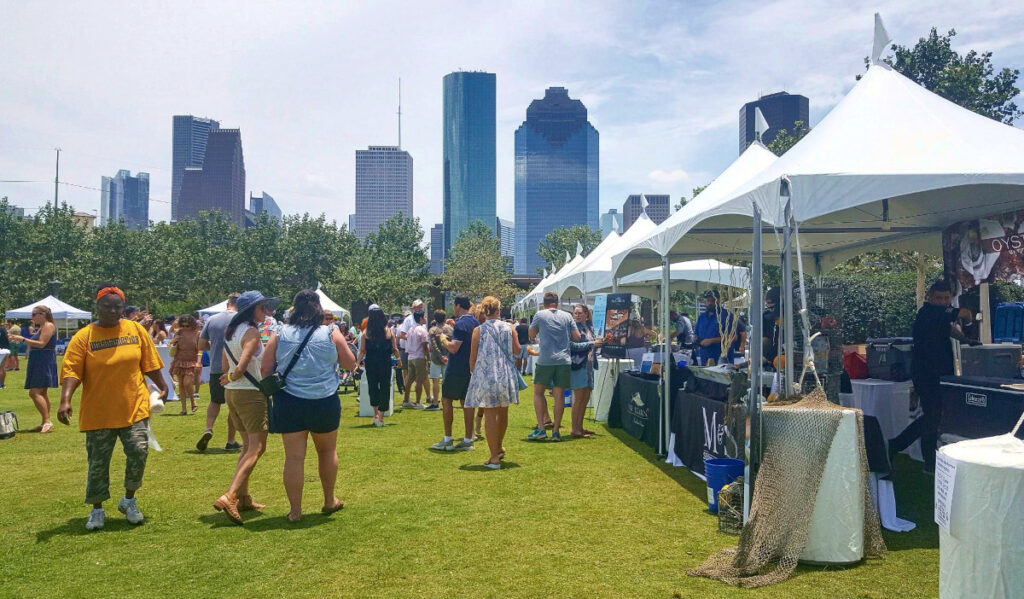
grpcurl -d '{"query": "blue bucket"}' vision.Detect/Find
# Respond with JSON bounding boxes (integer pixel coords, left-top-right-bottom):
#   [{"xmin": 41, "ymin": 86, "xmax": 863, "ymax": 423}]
[{"xmin": 704, "ymin": 458, "xmax": 744, "ymax": 514}]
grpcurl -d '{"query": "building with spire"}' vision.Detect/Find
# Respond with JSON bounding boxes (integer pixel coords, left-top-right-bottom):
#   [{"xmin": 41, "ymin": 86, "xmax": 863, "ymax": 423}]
[{"xmin": 622, "ymin": 194, "xmax": 669, "ymax": 231}]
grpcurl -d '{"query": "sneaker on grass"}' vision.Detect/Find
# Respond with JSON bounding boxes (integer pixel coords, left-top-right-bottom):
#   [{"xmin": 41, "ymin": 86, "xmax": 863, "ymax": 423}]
[
  {"xmin": 423, "ymin": 404, "xmax": 440, "ymax": 412},
  {"xmin": 527, "ymin": 428, "xmax": 547, "ymax": 441},
  {"xmin": 225, "ymin": 441, "xmax": 242, "ymax": 451},
  {"xmin": 118, "ymin": 497, "xmax": 145, "ymax": 524},
  {"xmin": 431, "ymin": 438, "xmax": 454, "ymax": 451},
  {"xmin": 452, "ymin": 439, "xmax": 475, "ymax": 451},
  {"xmin": 85, "ymin": 508, "xmax": 105, "ymax": 531},
  {"xmin": 551, "ymin": 432, "xmax": 562, "ymax": 442},
  {"xmin": 196, "ymin": 429, "xmax": 213, "ymax": 452}
]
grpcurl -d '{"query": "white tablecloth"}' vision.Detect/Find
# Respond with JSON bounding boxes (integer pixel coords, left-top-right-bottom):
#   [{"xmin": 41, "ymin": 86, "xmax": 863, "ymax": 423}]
[
  {"xmin": 840, "ymin": 378, "xmax": 922, "ymax": 461},
  {"xmin": 592, "ymin": 358, "xmax": 630, "ymax": 422}
]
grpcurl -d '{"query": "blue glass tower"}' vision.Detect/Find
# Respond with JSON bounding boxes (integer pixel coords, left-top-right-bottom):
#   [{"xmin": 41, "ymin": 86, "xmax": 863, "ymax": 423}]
[
  {"xmin": 443, "ymin": 71, "xmax": 496, "ymax": 257},
  {"xmin": 514, "ymin": 87, "xmax": 599, "ymax": 275},
  {"xmin": 172, "ymin": 115, "xmax": 220, "ymax": 222}
]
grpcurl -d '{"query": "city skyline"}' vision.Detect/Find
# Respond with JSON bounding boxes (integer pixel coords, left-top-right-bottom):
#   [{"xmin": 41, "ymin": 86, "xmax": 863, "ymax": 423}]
[{"xmin": 2, "ymin": 3, "xmax": 1022, "ymax": 229}]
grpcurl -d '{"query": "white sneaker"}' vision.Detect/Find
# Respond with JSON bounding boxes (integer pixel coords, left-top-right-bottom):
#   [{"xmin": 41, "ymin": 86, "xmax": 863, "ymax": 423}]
[
  {"xmin": 85, "ymin": 508, "xmax": 105, "ymax": 530},
  {"xmin": 118, "ymin": 497, "xmax": 145, "ymax": 524}
]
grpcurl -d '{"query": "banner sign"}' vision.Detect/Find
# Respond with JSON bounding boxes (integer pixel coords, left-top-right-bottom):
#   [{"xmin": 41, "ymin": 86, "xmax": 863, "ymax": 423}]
[
  {"xmin": 592, "ymin": 294, "xmax": 607, "ymax": 337},
  {"xmin": 601, "ymin": 293, "xmax": 632, "ymax": 359},
  {"xmin": 672, "ymin": 390, "xmax": 735, "ymax": 477},
  {"xmin": 608, "ymin": 371, "xmax": 663, "ymax": 450},
  {"xmin": 943, "ymin": 211, "xmax": 1024, "ymax": 295}
]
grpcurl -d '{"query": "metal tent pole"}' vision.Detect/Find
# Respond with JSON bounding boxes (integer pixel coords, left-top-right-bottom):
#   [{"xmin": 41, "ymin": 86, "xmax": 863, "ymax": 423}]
[
  {"xmin": 745, "ymin": 204, "xmax": 764, "ymax": 523},
  {"xmin": 660, "ymin": 256, "xmax": 671, "ymax": 457},
  {"xmin": 782, "ymin": 200, "xmax": 795, "ymax": 396}
]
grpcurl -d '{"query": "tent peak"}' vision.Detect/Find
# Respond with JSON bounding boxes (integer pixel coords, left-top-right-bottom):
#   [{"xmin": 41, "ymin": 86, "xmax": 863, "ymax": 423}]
[{"xmin": 871, "ymin": 13, "xmax": 892, "ymax": 65}]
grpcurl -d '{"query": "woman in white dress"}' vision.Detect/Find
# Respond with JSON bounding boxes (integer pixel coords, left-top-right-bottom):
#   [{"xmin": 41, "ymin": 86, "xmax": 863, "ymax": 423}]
[{"xmin": 466, "ymin": 296, "xmax": 521, "ymax": 470}]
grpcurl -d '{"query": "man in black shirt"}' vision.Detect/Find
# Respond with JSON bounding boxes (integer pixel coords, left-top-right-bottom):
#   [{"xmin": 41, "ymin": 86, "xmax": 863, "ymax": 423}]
[
  {"xmin": 889, "ymin": 280, "xmax": 972, "ymax": 473},
  {"xmin": 515, "ymin": 318, "xmax": 531, "ymax": 374},
  {"xmin": 762, "ymin": 287, "xmax": 781, "ymax": 369}
]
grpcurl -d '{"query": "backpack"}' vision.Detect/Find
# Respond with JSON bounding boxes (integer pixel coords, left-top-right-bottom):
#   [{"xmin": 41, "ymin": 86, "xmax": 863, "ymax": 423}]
[{"xmin": 0, "ymin": 411, "xmax": 19, "ymax": 440}]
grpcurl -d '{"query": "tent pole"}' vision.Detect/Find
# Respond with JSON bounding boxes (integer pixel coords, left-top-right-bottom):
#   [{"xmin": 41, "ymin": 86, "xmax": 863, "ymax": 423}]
[
  {"xmin": 782, "ymin": 200, "xmax": 795, "ymax": 395},
  {"xmin": 660, "ymin": 256, "xmax": 671, "ymax": 458},
  {"xmin": 746, "ymin": 205, "xmax": 764, "ymax": 523}
]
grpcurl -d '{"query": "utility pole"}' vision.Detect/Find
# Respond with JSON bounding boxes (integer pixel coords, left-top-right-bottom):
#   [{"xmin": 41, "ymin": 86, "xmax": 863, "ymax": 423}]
[
  {"xmin": 54, "ymin": 147, "xmax": 61, "ymax": 209},
  {"xmin": 397, "ymin": 77, "xmax": 402, "ymax": 149}
]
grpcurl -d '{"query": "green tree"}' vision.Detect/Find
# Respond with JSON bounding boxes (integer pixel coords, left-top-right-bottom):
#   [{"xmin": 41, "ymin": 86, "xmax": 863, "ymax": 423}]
[
  {"xmin": 674, "ymin": 184, "xmax": 708, "ymax": 211},
  {"xmin": 536, "ymin": 225, "xmax": 602, "ymax": 274},
  {"xmin": 766, "ymin": 121, "xmax": 810, "ymax": 156},
  {"xmin": 338, "ymin": 215, "xmax": 430, "ymax": 311},
  {"xmin": 863, "ymin": 27, "xmax": 1022, "ymax": 124},
  {"xmin": 440, "ymin": 220, "xmax": 517, "ymax": 303}
]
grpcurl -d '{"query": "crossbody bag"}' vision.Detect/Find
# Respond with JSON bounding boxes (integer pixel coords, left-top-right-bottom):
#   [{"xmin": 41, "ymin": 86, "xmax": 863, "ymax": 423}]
[{"xmin": 225, "ymin": 325, "xmax": 318, "ymax": 398}]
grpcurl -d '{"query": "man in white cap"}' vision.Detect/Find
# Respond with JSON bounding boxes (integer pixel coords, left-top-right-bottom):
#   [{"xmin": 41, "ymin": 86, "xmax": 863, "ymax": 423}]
[{"xmin": 398, "ymin": 299, "xmax": 425, "ymax": 408}]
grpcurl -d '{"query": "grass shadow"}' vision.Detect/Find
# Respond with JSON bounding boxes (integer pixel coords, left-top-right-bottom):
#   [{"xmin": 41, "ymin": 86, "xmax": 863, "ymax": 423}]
[
  {"xmin": 459, "ymin": 461, "xmax": 521, "ymax": 471},
  {"xmin": 36, "ymin": 517, "xmax": 138, "ymax": 542},
  {"xmin": 197, "ymin": 512, "xmax": 334, "ymax": 531},
  {"xmin": 606, "ymin": 426, "xmax": 709, "ymax": 503},
  {"xmin": 183, "ymin": 448, "xmax": 237, "ymax": 455}
]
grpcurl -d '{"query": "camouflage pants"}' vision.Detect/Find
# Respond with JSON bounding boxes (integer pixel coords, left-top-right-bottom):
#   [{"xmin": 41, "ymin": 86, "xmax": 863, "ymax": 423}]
[{"xmin": 84, "ymin": 419, "xmax": 149, "ymax": 505}]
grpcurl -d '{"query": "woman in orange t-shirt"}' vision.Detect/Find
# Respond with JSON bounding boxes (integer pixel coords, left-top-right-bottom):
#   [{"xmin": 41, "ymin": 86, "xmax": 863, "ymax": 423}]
[{"xmin": 58, "ymin": 284, "xmax": 168, "ymax": 532}]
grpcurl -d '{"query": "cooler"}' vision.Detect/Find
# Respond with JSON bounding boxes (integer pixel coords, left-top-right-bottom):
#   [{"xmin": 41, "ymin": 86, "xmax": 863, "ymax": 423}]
[
  {"xmin": 959, "ymin": 344, "xmax": 1021, "ymax": 379},
  {"xmin": 939, "ymin": 376, "xmax": 1024, "ymax": 440},
  {"xmin": 866, "ymin": 337, "xmax": 913, "ymax": 381}
]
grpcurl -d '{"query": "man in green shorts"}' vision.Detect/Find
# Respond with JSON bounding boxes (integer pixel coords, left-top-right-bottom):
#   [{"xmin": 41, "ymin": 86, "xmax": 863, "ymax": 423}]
[{"xmin": 528, "ymin": 292, "xmax": 580, "ymax": 441}]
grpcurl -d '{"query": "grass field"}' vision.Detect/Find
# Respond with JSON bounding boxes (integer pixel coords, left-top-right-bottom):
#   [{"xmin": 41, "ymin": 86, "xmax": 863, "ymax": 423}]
[{"xmin": 0, "ymin": 360, "xmax": 940, "ymax": 598}]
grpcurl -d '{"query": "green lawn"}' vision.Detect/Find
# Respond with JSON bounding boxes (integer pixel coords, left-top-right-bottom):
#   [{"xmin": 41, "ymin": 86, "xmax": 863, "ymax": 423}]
[{"xmin": 0, "ymin": 360, "xmax": 939, "ymax": 598}]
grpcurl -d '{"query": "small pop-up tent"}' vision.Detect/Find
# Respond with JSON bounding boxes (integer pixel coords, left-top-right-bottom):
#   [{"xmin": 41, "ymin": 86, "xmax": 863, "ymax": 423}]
[{"xmin": 5, "ymin": 295, "xmax": 92, "ymax": 320}]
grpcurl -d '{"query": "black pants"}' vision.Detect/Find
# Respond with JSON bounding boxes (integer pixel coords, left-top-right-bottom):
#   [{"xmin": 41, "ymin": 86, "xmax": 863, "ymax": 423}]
[
  {"xmin": 889, "ymin": 375, "xmax": 942, "ymax": 470},
  {"xmin": 366, "ymin": 369, "xmax": 391, "ymax": 410}
]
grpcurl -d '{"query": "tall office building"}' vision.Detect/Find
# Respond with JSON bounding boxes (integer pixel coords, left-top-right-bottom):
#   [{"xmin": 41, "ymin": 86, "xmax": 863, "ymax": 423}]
[
  {"xmin": 739, "ymin": 91, "xmax": 809, "ymax": 154},
  {"xmin": 100, "ymin": 170, "xmax": 150, "ymax": 229},
  {"xmin": 514, "ymin": 87, "xmax": 599, "ymax": 275},
  {"xmin": 352, "ymin": 146, "xmax": 413, "ymax": 240},
  {"xmin": 171, "ymin": 115, "xmax": 220, "ymax": 222},
  {"xmin": 600, "ymin": 208, "xmax": 622, "ymax": 238},
  {"xmin": 622, "ymin": 194, "xmax": 669, "ymax": 231},
  {"xmin": 443, "ymin": 71, "xmax": 496, "ymax": 257},
  {"xmin": 495, "ymin": 217, "xmax": 515, "ymax": 272},
  {"xmin": 177, "ymin": 129, "xmax": 246, "ymax": 226},
  {"xmin": 430, "ymin": 223, "xmax": 445, "ymax": 275},
  {"xmin": 247, "ymin": 191, "xmax": 282, "ymax": 225}
]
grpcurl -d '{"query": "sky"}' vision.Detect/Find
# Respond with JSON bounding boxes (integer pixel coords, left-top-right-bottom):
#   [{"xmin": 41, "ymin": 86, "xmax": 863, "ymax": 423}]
[{"xmin": 2, "ymin": 0, "xmax": 1022, "ymax": 230}]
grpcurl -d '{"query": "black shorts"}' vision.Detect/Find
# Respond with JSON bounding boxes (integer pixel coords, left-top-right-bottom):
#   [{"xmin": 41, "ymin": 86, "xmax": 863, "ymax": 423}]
[
  {"xmin": 209, "ymin": 376, "xmax": 226, "ymax": 405},
  {"xmin": 441, "ymin": 373, "xmax": 471, "ymax": 401},
  {"xmin": 269, "ymin": 390, "xmax": 340, "ymax": 434}
]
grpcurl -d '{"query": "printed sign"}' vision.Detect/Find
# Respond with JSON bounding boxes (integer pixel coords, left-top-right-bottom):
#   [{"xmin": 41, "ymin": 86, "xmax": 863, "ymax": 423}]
[
  {"xmin": 601, "ymin": 293, "xmax": 632, "ymax": 358},
  {"xmin": 592, "ymin": 294, "xmax": 607, "ymax": 337},
  {"xmin": 934, "ymin": 452, "xmax": 958, "ymax": 535},
  {"xmin": 942, "ymin": 209, "xmax": 1024, "ymax": 297}
]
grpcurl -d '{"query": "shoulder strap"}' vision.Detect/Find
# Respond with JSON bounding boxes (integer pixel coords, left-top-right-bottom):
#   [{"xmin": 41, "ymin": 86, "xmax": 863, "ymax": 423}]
[
  {"xmin": 281, "ymin": 325, "xmax": 319, "ymax": 379},
  {"xmin": 222, "ymin": 339, "xmax": 262, "ymax": 388}
]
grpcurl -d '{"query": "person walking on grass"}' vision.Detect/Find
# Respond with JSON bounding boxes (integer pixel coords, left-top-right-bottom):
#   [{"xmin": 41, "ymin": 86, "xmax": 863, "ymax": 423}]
[
  {"xmin": 197, "ymin": 293, "xmax": 240, "ymax": 452},
  {"xmin": 357, "ymin": 305, "xmax": 401, "ymax": 427},
  {"xmin": 398, "ymin": 299, "xmax": 424, "ymax": 407},
  {"xmin": 515, "ymin": 318, "xmax": 531, "ymax": 375},
  {"xmin": 261, "ymin": 289, "xmax": 356, "ymax": 522},
  {"xmin": 405, "ymin": 311, "xmax": 430, "ymax": 408},
  {"xmin": 527, "ymin": 292, "xmax": 580, "ymax": 442},
  {"xmin": 465, "ymin": 296, "xmax": 520, "ymax": 469},
  {"xmin": 431, "ymin": 296, "xmax": 479, "ymax": 452},
  {"xmin": 212, "ymin": 291, "xmax": 279, "ymax": 524},
  {"xmin": 10, "ymin": 305, "xmax": 58, "ymax": 433},
  {"xmin": 569, "ymin": 304, "xmax": 602, "ymax": 438},
  {"xmin": 0, "ymin": 322, "xmax": 10, "ymax": 390},
  {"xmin": 426, "ymin": 310, "xmax": 452, "ymax": 412},
  {"xmin": 58, "ymin": 284, "xmax": 168, "ymax": 531},
  {"xmin": 169, "ymin": 314, "xmax": 202, "ymax": 415},
  {"xmin": 4, "ymin": 321, "xmax": 20, "ymax": 372}
]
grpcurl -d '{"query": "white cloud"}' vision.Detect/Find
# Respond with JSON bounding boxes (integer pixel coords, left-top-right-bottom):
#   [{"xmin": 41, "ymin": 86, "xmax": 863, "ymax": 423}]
[{"xmin": 648, "ymin": 169, "xmax": 690, "ymax": 183}]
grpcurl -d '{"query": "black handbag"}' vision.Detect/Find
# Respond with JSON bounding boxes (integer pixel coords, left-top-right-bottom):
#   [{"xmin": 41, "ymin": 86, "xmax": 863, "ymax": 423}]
[{"xmin": 225, "ymin": 325, "xmax": 318, "ymax": 399}]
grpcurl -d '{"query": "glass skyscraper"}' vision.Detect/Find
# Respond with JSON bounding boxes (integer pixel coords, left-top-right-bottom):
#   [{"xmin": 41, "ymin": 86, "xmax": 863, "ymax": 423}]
[
  {"xmin": 172, "ymin": 115, "xmax": 220, "ymax": 222},
  {"xmin": 430, "ymin": 223, "xmax": 444, "ymax": 275},
  {"xmin": 178, "ymin": 129, "xmax": 246, "ymax": 226},
  {"xmin": 739, "ymin": 91, "xmax": 809, "ymax": 154},
  {"xmin": 514, "ymin": 87, "xmax": 598, "ymax": 275},
  {"xmin": 495, "ymin": 217, "xmax": 515, "ymax": 273},
  {"xmin": 443, "ymin": 71, "xmax": 496, "ymax": 257},
  {"xmin": 353, "ymin": 146, "xmax": 413, "ymax": 240},
  {"xmin": 100, "ymin": 170, "xmax": 150, "ymax": 229}
]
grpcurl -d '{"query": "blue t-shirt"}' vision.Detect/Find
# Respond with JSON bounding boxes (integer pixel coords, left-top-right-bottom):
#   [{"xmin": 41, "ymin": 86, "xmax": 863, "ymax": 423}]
[
  {"xmin": 695, "ymin": 307, "xmax": 734, "ymax": 364},
  {"xmin": 200, "ymin": 310, "xmax": 235, "ymax": 374},
  {"xmin": 445, "ymin": 314, "xmax": 479, "ymax": 377}
]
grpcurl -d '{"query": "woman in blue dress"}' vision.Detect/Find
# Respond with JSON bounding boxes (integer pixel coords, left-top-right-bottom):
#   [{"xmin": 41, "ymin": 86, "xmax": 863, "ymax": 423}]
[{"xmin": 10, "ymin": 305, "xmax": 58, "ymax": 433}]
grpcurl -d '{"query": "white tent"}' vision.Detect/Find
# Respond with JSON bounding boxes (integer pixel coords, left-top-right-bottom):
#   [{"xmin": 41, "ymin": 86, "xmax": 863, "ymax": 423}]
[
  {"xmin": 520, "ymin": 249, "xmax": 586, "ymax": 309},
  {"xmin": 316, "ymin": 289, "xmax": 351, "ymax": 322},
  {"xmin": 554, "ymin": 213, "xmax": 660, "ymax": 299},
  {"xmin": 198, "ymin": 300, "xmax": 228, "ymax": 317},
  {"xmin": 5, "ymin": 295, "xmax": 92, "ymax": 320},
  {"xmin": 548, "ymin": 231, "xmax": 621, "ymax": 299},
  {"xmin": 608, "ymin": 259, "xmax": 749, "ymax": 300}
]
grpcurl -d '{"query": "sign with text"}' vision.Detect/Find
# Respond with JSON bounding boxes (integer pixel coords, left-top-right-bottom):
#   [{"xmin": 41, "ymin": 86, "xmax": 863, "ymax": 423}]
[
  {"xmin": 934, "ymin": 452, "xmax": 958, "ymax": 535},
  {"xmin": 943, "ymin": 209, "xmax": 1024, "ymax": 296},
  {"xmin": 592, "ymin": 294, "xmax": 607, "ymax": 337},
  {"xmin": 601, "ymin": 293, "xmax": 632, "ymax": 359}
]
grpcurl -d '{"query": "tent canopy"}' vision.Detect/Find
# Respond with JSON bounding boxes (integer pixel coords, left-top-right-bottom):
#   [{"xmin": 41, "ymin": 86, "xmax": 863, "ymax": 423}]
[
  {"xmin": 198, "ymin": 300, "xmax": 228, "ymax": 317},
  {"xmin": 616, "ymin": 63, "xmax": 1024, "ymax": 278},
  {"xmin": 548, "ymin": 231, "xmax": 621, "ymax": 298},
  {"xmin": 555, "ymin": 213, "xmax": 659, "ymax": 298},
  {"xmin": 316, "ymin": 289, "xmax": 351, "ymax": 322},
  {"xmin": 603, "ymin": 259, "xmax": 750, "ymax": 300},
  {"xmin": 611, "ymin": 142, "xmax": 777, "ymax": 278},
  {"xmin": 5, "ymin": 295, "xmax": 92, "ymax": 320}
]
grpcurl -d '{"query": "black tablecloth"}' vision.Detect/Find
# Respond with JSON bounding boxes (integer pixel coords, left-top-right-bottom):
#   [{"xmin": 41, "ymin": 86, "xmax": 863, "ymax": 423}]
[
  {"xmin": 671, "ymin": 389, "xmax": 734, "ymax": 476},
  {"xmin": 608, "ymin": 372, "xmax": 664, "ymax": 450}
]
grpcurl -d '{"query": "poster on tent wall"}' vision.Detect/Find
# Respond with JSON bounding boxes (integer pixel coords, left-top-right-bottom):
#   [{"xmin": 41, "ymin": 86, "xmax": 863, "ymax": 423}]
[
  {"xmin": 942, "ymin": 210, "xmax": 1024, "ymax": 297},
  {"xmin": 601, "ymin": 293, "xmax": 632, "ymax": 358}
]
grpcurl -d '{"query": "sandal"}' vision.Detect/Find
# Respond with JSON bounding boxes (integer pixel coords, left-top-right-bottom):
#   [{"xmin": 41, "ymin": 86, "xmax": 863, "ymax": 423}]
[
  {"xmin": 40, "ymin": 422, "xmax": 54, "ymax": 434},
  {"xmin": 238, "ymin": 495, "xmax": 265, "ymax": 511},
  {"xmin": 321, "ymin": 499, "xmax": 345, "ymax": 515},
  {"xmin": 287, "ymin": 513, "xmax": 302, "ymax": 523},
  {"xmin": 570, "ymin": 432, "xmax": 592, "ymax": 439},
  {"xmin": 213, "ymin": 494, "xmax": 243, "ymax": 525},
  {"xmin": 483, "ymin": 460, "xmax": 501, "ymax": 470}
]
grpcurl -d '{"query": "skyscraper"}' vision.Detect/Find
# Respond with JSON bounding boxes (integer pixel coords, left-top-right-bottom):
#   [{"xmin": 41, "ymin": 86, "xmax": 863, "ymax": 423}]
[
  {"xmin": 430, "ymin": 223, "xmax": 444, "ymax": 275},
  {"xmin": 514, "ymin": 87, "xmax": 599, "ymax": 275},
  {"xmin": 622, "ymin": 194, "xmax": 670, "ymax": 231},
  {"xmin": 352, "ymin": 146, "xmax": 413, "ymax": 240},
  {"xmin": 100, "ymin": 170, "xmax": 150, "ymax": 229},
  {"xmin": 739, "ymin": 91, "xmax": 809, "ymax": 154},
  {"xmin": 495, "ymin": 217, "xmax": 515, "ymax": 273},
  {"xmin": 172, "ymin": 115, "xmax": 220, "ymax": 222},
  {"xmin": 443, "ymin": 71, "xmax": 496, "ymax": 258},
  {"xmin": 600, "ymin": 208, "xmax": 622, "ymax": 238},
  {"xmin": 248, "ymin": 191, "xmax": 282, "ymax": 225},
  {"xmin": 177, "ymin": 129, "xmax": 246, "ymax": 226}
]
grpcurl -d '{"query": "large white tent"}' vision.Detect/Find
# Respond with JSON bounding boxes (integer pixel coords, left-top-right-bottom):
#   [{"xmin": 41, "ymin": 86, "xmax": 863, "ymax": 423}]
[
  {"xmin": 553, "ymin": 213, "xmax": 659, "ymax": 299},
  {"xmin": 5, "ymin": 296, "xmax": 91, "ymax": 320},
  {"xmin": 519, "ymin": 249, "xmax": 586, "ymax": 310},
  {"xmin": 199, "ymin": 290, "xmax": 350, "ymax": 322},
  {"xmin": 548, "ymin": 231, "xmax": 621, "ymax": 299},
  {"xmin": 607, "ymin": 259, "xmax": 749, "ymax": 300}
]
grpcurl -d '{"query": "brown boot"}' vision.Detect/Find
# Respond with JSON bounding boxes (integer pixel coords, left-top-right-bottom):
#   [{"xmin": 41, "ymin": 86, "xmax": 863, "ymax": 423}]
[
  {"xmin": 213, "ymin": 493, "xmax": 243, "ymax": 525},
  {"xmin": 238, "ymin": 495, "xmax": 265, "ymax": 511}
]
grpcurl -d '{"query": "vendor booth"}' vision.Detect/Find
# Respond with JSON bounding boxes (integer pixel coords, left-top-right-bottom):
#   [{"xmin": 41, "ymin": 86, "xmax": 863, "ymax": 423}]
[{"xmin": 5, "ymin": 296, "xmax": 92, "ymax": 345}]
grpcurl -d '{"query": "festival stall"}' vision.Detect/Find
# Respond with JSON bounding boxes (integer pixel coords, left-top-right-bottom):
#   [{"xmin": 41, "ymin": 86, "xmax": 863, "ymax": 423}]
[{"xmin": 6, "ymin": 295, "xmax": 93, "ymax": 348}]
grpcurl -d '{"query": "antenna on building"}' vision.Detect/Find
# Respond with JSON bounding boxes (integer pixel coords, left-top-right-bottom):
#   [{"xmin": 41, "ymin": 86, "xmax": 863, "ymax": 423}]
[{"xmin": 397, "ymin": 77, "xmax": 402, "ymax": 148}]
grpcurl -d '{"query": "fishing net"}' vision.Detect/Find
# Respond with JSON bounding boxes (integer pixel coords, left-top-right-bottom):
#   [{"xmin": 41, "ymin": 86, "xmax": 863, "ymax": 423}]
[{"xmin": 688, "ymin": 388, "xmax": 886, "ymax": 587}]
